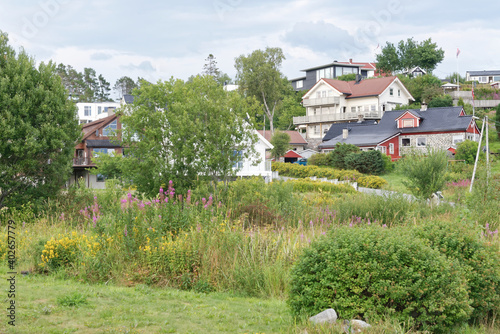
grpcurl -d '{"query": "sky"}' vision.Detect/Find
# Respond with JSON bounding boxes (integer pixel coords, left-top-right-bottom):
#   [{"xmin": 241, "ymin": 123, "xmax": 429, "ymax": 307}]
[{"xmin": 1, "ymin": 0, "xmax": 499, "ymax": 99}]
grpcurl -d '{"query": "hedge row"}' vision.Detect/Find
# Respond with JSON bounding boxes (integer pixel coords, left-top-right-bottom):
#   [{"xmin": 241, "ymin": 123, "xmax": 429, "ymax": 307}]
[
  {"xmin": 286, "ymin": 179, "xmax": 356, "ymax": 195},
  {"xmin": 272, "ymin": 162, "xmax": 387, "ymax": 189}
]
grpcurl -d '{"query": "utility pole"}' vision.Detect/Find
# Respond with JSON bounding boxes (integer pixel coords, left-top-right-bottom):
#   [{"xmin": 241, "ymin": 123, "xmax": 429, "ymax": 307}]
[{"xmin": 469, "ymin": 117, "xmax": 486, "ymax": 192}]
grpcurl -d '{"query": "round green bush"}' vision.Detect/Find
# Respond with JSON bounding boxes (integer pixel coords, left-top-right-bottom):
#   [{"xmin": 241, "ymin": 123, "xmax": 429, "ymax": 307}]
[
  {"xmin": 288, "ymin": 226, "xmax": 472, "ymax": 333},
  {"xmin": 414, "ymin": 220, "xmax": 500, "ymax": 323}
]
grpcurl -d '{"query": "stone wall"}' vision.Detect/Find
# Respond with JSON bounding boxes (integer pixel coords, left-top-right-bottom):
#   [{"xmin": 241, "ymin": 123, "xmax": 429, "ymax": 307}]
[{"xmin": 399, "ymin": 132, "xmax": 462, "ymax": 155}]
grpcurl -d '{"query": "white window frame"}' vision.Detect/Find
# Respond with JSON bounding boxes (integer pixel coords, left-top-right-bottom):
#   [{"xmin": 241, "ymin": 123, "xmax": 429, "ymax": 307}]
[
  {"xmin": 417, "ymin": 137, "xmax": 426, "ymax": 147},
  {"xmin": 402, "ymin": 138, "xmax": 411, "ymax": 147},
  {"xmin": 389, "ymin": 88, "xmax": 394, "ymax": 96},
  {"xmin": 84, "ymin": 106, "xmax": 91, "ymax": 116},
  {"xmin": 389, "ymin": 143, "xmax": 394, "ymax": 154},
  {"xmin": 403, "ymin": 119, "xmax": 414, "ymax": 128},
  {"xmin": 296, "ymin": 80, "xmax": 303, "ymax": 89}
]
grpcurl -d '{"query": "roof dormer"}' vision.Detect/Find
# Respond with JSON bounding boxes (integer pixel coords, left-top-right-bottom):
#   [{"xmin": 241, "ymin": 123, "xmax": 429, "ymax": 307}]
[{"xmin": 395, "ymin": 110, "xmax": 422, "ymax": 129}]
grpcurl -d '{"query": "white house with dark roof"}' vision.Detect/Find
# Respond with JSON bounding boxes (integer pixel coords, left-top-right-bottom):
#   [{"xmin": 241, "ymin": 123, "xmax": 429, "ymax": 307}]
[
  {"xmin": 293, "ymin": 76, "xmax": 414, "ymax": 147},
  {"xmin": 466, "ymin": 70, "xmax": 500, "ymax": 84},
  {"xmin": 319, "ymin": 106, "xmax": 480, "ymax": 160}
]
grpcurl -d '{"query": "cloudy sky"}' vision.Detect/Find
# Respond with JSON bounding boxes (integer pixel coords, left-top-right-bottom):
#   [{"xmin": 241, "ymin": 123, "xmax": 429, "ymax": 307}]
[{"xmin": 1, "ymin": 0, "xmax": 499, "ymax": 99}]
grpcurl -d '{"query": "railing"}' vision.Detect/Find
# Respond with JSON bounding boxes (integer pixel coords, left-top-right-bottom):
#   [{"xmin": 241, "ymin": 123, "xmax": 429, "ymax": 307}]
[
  {"xmin": 73, "ymin": 157, "xmax": 91, "ymax": 166},
  {"xmin": 293, "ymin": 111, "xmax": 382, "ymax": 125},
  {"xmin": 303, "ymin": 96, "xmax": 340, "ymax": 107}
]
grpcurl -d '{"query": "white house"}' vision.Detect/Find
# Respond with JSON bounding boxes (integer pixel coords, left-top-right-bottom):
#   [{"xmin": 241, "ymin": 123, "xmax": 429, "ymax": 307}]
[
  {"xmin": 76, "ymin": 102, "xmax": 122, "ymax": 124},
  {"xmin": 233, "ymin": 130, "xmax": 274, "ymax": 180},
  {"xmin": 293, "ymin": 76, "xmax": 414, "ymax": 147}
]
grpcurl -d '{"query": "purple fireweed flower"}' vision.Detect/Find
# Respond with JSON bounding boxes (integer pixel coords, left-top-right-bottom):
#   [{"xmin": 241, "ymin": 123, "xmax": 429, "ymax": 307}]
[
  {"xmin": 22, "ymin": 222, "xmax": 25, "ymax": 229},
  {"xmin": 349, "ymin": 223, "xmax": 353, "ymax": 227},
  {"xmin": 321, "ymin": 232, "xmax": 326, "ymax": 235},
  {"xmin": 300, "ymin": 233, "xmax": 304, "ymax": 240},
  {"xmin": 202, "ymin": 198, "xmax": 206, "ymax": 205},
  {"xmin": 218, "ymin": 201, "xmax": 222, "ymax": 208},
  {"xmin": 382, "ymin": 224, "xmax": 387, "ymax": 228},
  {"xmin": 121, "ymin": 199, "xmax": 127, "ymax": 204},
  {"xmin": 195, "ymin": 201, "xmax": 199, "ymax": 206},
  {"xmin": 169, "ymin": 180, "xmax": 173, "ymax": 185},
  {"xmin": 127, "ymin": 192, "xmax": 132, "ymax": 199},
  {"xmin": 92, "ymin": 216, "xmax": 97, "ymax": 228},
  {"xmin": 309, "ymin": 220, "xmax": 313, "ymax": 227},
  {"xmin": 159, "ymin": 215, "xmax": 162, "ymax": 219},
  {"xmin": 159, "ymin": 187, "xmax": 163, "ymax": 194},
  {"xmin": 165, "ymin": 198, "xmax": 169, "ymax": 203}
]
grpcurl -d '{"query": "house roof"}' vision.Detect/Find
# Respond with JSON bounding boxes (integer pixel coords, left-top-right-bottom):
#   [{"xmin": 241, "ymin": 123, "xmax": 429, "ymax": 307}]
[
  {"xmin": 283, "ymin": 150, "xmax": 303, "ymax": 158},
  {"xmin": 319, "ymin": 106, "xmax": 473, "ymax": 149},
  {"xmin": 122, "ymin": 94, "xmax": 135, "ymax": 104},
  {"xmin": 301, "ymin": 62, "xmax": 362, "ymax": 72},
  {"xmin": 322, "ymin": 121, "xmax": 377, "ymax": 142},
  {"xmin": 81, "ymin": 114, "xmax": 117, "ymax": 141},
  {"xmin": 337, "ymin": 61, "xmax": 377, "ymax": 71},
  {"xmin": 467, "ymin": 70, "xmax": 500, "ymax": 76},
  {"xmin": 257, "ymin": 130, "xmax": 307, "ymax": 145},
  {"xmin": 316, "ymin": 76, "xmax": 413, "ymax": 100}
]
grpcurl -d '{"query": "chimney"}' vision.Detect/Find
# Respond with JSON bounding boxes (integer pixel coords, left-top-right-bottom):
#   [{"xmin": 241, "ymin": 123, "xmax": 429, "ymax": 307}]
[
  {"xmin": 420, "ymin": 102, "xmax": 428, "ymax": 111},
  {"xmin": 107, "ymin": 107, "xmax": 116, "ymax": 115},
  {"xmin": 342, "ymin": 128, "xmax": 349, "ymax": 139},
  {"xmin": 355, "ymin": 74, "xmax": 362, "ymax": 84},
  {"xmin": 349, "ymin": 58, "xmax": 353, "ymax": 64}
]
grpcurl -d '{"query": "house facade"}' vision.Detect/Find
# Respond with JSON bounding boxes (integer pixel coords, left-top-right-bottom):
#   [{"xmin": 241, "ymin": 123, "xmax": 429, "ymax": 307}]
[
  {"xmin": 466, "ymin": 70, "xmax": 500, "ymax": 84},
  {"xmin": 294, "ymin": 76, "xmax": 414, "ymax": 148},
  {"xmin": 319, "ymin": 106, "xmax": 481, "ymax": 160},
  {"xmin": 76, "ymin": 102, "xmax": 121, "ymax": 124},
  {"xmin": 233, "ymin": 130, "xmax": 274, "ymax": 180},
  {"xmin": 70, "ymin": 114, "xmax": 123, "ymax": 189}
]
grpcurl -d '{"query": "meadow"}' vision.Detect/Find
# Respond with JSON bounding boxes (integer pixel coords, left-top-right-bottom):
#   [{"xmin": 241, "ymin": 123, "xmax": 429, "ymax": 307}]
[{"xmin": 0, "ymin": 167, "xmax": 499, "ymax": 333}]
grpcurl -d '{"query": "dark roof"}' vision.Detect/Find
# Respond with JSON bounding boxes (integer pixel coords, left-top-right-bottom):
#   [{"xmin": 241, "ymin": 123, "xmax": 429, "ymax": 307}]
[
  {"xmin": 467, "ymin": 70, "xmax": 500, "ymax": 76},
  {"xmin": 302, "ymin": 62, "xmax": 362, "ymax": 72},
  {"xmin": 123, "ymin": 94, "xmax": 135, "ymax": 104},
  {"xmin": 320, "ymin": 106, "xmax": 472, "ymax": 149},
  {"xmin": 322, "ymin": 121, "xmax": 377, "ymax": 142},
  {"xmin": 86, "ymin": 139, "xmax": 122, "ymax": 148}
]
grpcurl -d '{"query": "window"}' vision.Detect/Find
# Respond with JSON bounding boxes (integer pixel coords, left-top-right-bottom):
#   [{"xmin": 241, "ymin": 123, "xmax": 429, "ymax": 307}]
[
  {"xmin": 398, "ymin": 89, "xmax": 401, "ymax": 97},
  {"xmin": 478, "ymin": 76, "xmax": 488, "ymax": 83},
  {"xmin": 79, "ymin": 120, "xmax": 88, "ymax": 125},
  {"xmin": 389, "ymin": 88, "xmax": 394, "ymax": 96},
  {"xmin": 98, "ymin": 106, "xmax": 102, "ymax": 114},
  {"xmin": 96, "ymin": 174, "xmax": 106, "ymax": 182},
  {"xmin": 323, "ymin": 126, "xmax": 330, "ymax": 134},
  {"xmin": 417, "ymin": 137, "xmax": 426, "ymax": 147},
  {"xmin": 389, "ymin": 143, "xmax": 394, "ymax": 154},
  {"xmin": 453, "ymin": 134, "xmax": 464, "ymax": 145},
  {"xmin": 403, "ymin": 119, "xmax": 414, "ymax": 128},
  {"xmin": 103, "ymin": 120, "xmax": 117, "ymax": 136},
  {"xmin": 351, "ymin": 107, "xmax": 356, "ymax": 113},
  {"xmin": 494, "ymin": 76, "xmax": 500, "ymax": 82},
  {"xmin": 377, "ymin": 146, "xmax": 387, "ymax": 154},
  {"xmin": 93, "ymin": 148, "xmax": 115, "ymax": 157},
  {"xmin": 364, "ymin": 105, "xmax": 369, "ymax": 112},
  {"xmin": 370, "ymin": 105, "xmax": 376, "ymax": 111},
  {"xmin": 296, "ymin": 80, "xmax": 303, "ymax": 89},
  {"xmin": 316, "ymin": 91, "xmax": 321, "ymax": 99},
  {"xmin": 84, "ymin": 106, "xmax": 91, "ymax": 116},
  {"xmin": 402, "ymin": 138, "xmax": 410, "ymax": 146},
  {"xmin": 232, "ymin": 150, "xmax": 243, "ymax": 169},
  {"xmin": 322, "ymin": 91, "xmax": 326, "ymax": 98},
  {"xmin": 314, "ymin": 125, "xmax": 320, "ymax": 135},
  {"xmin": 104, "ymin": 107, "xmax": 109, "ymax": 113},
  {"xmin": 358, "ymin": 106, "xmax": 363, "ymax": 112}
]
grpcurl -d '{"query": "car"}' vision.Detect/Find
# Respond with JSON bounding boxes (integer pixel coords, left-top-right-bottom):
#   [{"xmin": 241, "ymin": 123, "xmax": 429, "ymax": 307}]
[{"xmin": 294, "ymin": 158, "xmax": 308, "ymax": 166}]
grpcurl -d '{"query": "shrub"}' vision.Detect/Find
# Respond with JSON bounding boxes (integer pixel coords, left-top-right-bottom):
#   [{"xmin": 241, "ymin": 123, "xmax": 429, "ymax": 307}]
[
  {"xmin": 288, "ymin": 226, "xmax": 472, "ymax": 333},
  {"xmin": 286, "ymin": 179, "xmax": 356, "ymax": 195},
  {"xmin": 356, "ymin": 175, "xmax": 387, "ymax": 189},
  {"xmin": 308, "ymin": 153, "xmax": 330, "ymax": 167},
  {"xmin": 414, "ymin": 220, "xmax": 500, "ymax": 323},
  {"xmin": 329, "ymin": 143, "xmax": 360, "ymax": 170},
  {"xmin": 344, "ymin": 150, "xmax": 385, "ymax": 175},
  {"xmin": 397, "ymin": 148, "xmax": 448, "ymax": 199},
  {"xmin": 455, "ymin": 140, "xmax": 484, "ymax": 164}
]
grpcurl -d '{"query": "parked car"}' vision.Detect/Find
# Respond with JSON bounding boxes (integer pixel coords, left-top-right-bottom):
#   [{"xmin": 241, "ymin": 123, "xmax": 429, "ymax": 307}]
[{"xmin": 294, "ymin": 158, "xmax": 308, "ymax": 166}]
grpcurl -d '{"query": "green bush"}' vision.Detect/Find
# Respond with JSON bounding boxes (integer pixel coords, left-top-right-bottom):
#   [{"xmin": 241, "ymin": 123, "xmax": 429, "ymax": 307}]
[
  {"xmin": 329, "ymin": 143, "xmax": 360, "ymax": 170},
  {"xmin": 356, "ymin": 175, "xmax": 387, "ymax": 189},
  {"xmin": 289, "ymin": 226, "xmax": 472, "ymax": 333},
  {"xmin": 455, "ymin": 140, "xmax": 484, "ymax": 164},
  {"xmin": 286, "ymin": 179, "xmax": 356, "ymax": 195},
  {"xmin": 414, "ymin": 220, "xmax": 500, "ymax": 323},
  {"xmin": 344, "ymin": 150, "xmax": 385, "ymax": 175},
  {"xmin": 308, "ymin": 153, "xmax": 330, "ymax": 167}
]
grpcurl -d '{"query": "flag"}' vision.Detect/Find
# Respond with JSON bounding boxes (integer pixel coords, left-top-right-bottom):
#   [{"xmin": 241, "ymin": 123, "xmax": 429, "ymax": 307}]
[{"xmin": 456, "ymin": 48, "xmax": 460, "ymax": 58}]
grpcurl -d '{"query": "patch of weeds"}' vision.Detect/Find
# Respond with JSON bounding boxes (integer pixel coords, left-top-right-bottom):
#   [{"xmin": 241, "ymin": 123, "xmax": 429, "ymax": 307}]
[
  {"xmin": 39, "ymin": 304, "xmax": 54, "ymax": 315},
  {"xmin": 57, "ymin": 291, "xmax": 88, "ymax": 307},
  {"xmin": 193, "ymin": 279, "xmax": 215, "ymax": 294}
]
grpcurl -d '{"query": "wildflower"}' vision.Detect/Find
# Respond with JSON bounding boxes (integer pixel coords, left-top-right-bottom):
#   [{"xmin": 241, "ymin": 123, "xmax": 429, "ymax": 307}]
[
  {"xmin": 159, "ymin": 215, "xmax": 162, "ymax": 219},
  {"xmin": 309, "ymin": 220, "xmax": 313, "ymax": 227},
  {"xmin": 22, "ymin": 222, "xmax": 26, "ymax": 229},
  {"xmin": 382, "ymin": 224, "xmax": 387, "ymax": 228},
  {"xmin": 202, "ymin": 198, "xmax": 206, "ymax": 206},
  {"xmin": 159, "ymin": 187, "xmax": 163, "ymax": 194},
  {"xmin": 207, "ymin": 195, "xmax": 213, "ymax": 207}
]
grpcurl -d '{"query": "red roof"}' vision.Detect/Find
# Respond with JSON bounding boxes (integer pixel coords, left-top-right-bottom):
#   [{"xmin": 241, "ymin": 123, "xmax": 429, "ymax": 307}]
[
  {"xmin": 322, "ymin": 76, "xmax": 399, "ymax": 99},
  {"xmin": 338, "ymin": 60, "xmax": 377, "ymax": 71},
  {"xmin": 257, "ymin": 130, "xmax": 307, "ymax": 145},
  {"xmin": 283, "ymin": 150, "xmax": 303, "ymax": 158}
]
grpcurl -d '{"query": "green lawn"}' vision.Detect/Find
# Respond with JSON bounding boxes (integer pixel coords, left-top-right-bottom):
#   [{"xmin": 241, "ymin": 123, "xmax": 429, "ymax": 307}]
[{"xmin": 0, "ymin": 266, "xmax": 290, "ymax": 334}]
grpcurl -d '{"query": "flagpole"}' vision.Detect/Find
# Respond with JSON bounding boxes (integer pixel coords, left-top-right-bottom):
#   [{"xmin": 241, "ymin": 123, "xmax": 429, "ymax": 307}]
[{"xmin": 456, "ymin": 47, "xmax": 460, "ymax": 91}]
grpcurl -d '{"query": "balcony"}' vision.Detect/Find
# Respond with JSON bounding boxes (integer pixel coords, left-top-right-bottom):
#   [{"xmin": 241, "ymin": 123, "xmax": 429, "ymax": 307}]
[
  {"xmin": 293, "ymin": 111, "xmax": 382, "ymax": 125},
  {"xmin": 73, "ymin": 157, "xmax": 92, "ymax": 166},
  {"xmin": 303, "ymin": 96, "xmax": 340, "ymax": 107}
]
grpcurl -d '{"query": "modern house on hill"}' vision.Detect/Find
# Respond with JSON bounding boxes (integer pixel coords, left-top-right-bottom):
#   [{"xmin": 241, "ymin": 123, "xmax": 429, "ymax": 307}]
[
  {"xmin": 466, "ymin": 70, "xmax": 500, "ymax": 83},
  {"xmin": 319, "ymin": 106, "xmax": 480, "ymax": 160},
  {"xmin": 70, "ymin": 114, "xmax": 122, "ymax": 189},
  {"xmin": 293, "ymin": 76, "xmax": 414, "ymax": 148}
]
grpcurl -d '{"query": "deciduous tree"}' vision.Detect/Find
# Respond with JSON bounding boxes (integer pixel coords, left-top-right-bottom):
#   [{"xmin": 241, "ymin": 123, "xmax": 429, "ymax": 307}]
[
  {"xmin": 270, "ymin": 131, "xmax": 291, "ymax": 160},
  {"xmin": 0, "ymin": 31, "xmax": 81, "ymax": 208},
  {"xmin": 235, "ymin": 47, "xmax": 287, "ymax": 134}
]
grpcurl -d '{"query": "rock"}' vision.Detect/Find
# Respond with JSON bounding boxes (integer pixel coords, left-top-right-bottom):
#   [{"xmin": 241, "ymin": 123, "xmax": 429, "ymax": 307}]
[
  {"xmin": 343, "ymin": 319, "xmax": 371, "ymax": 333},
  {"xmin": 309, "ymin": 308, "xmax": 337, "ymax": 324}
]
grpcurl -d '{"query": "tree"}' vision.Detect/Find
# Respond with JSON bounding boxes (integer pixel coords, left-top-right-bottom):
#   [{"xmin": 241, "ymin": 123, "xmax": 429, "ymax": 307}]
[
  {"xmin": 344, "ymin": 150, "xmax": 385, "ymax": 175},
  {"xmin": 0, "ymin": 31, "xmax": 81, "ymax": 208},
  {"xmin": 94, "ymin": 75, "xmax": 260, "ymax": 196},
  {"xmin": 455, "ymin": 140, "xmax": 484, "ymax": 164},
  {"xmin": 428, "ymin": 94, "xmax": 453, "ymax": 108},
  {"xmin": 203, "ymin": 54, "xmax": 220, "ymax": 78},
  {"xmin": 114, "ymin": 76, "xmax": 137, "ymax": 97},
  {"xmin": 96, "ymin": 74, "xmax": 112, "ymax": 102},
  {"xmin": 376, "ymin": 38, "xmax": 444, "ymax": 75},
  {"xmin": 397, "ymin": 148, "xmax": 448, "ymax": 200},
  {"xmin": 235, "ymin": 47, "xmax": 287, "ymax": 134},
  {"xmin": 337, "ymin": 73, "xmax": 357, "ymax": 81},
  {"xmin": 276, "ymin": 88, "xmax": 305, "ymax": 130},
  {"xmin": 398, "ymin": 74, "xmax": 443, "ymax": 104},
  {"xmin": 329, "ymin": 143, "xmax": 360, "ymax": 170},
  {"xmin": 270, "ymin": 131, "xmax": 291, "ymax": 160}
]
